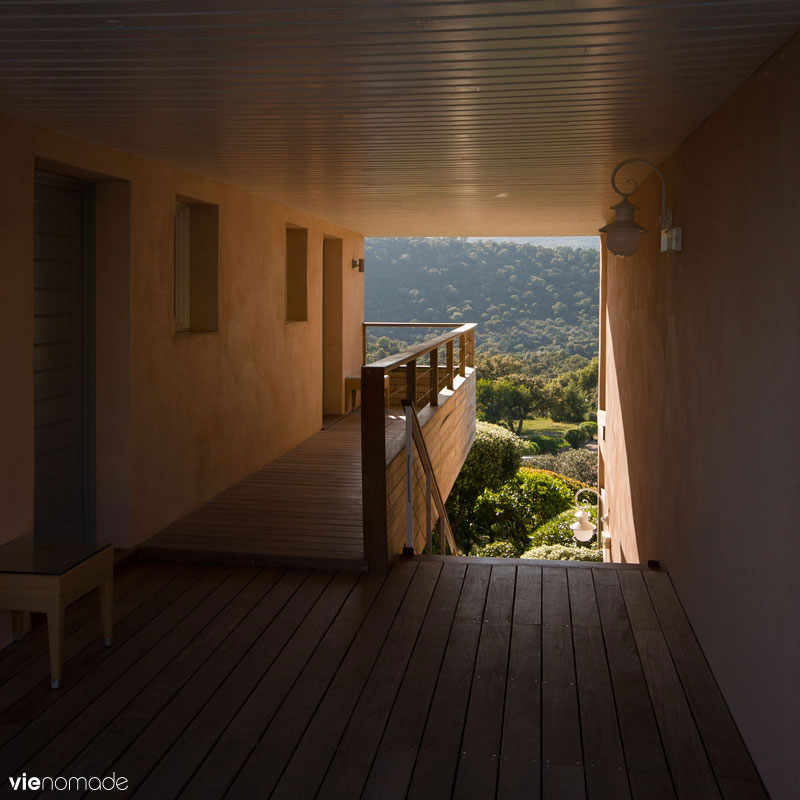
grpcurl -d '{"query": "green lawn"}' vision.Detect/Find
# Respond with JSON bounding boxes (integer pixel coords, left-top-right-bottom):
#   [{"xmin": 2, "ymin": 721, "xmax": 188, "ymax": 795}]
[{"xmin": 519, "ymin": 417, "xmax": 575, "ymax": 439}]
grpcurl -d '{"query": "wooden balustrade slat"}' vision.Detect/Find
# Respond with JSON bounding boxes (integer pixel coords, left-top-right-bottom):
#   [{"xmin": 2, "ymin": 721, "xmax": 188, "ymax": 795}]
[
  {"xmin": 430, "ymin": 348, "xmax": 439, "ymax": 406},
  {"xmin": 406, "ymin": 359, "xmax": 417, "ymax": 406},
  {"xmin": 446, "ymin": 340, "xmax": 454, "ymax": 390}
]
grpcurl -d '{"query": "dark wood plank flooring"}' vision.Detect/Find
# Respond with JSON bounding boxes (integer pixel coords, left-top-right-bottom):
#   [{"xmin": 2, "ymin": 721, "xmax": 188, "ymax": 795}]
[
  {"xmin": 0, "ymin": 558, "xmax": 766, "ymax": 800},
  {"xmin": 140, "ymin": 414, "xmax": 367, "ymax": 570},
  {"xmin": 140, "ymin": 411, "xmax": 409, "ymax": 571}
]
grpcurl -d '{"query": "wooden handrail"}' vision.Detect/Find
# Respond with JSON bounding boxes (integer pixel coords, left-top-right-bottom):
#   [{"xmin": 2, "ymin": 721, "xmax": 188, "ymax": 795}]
[
  {"xmin": 362, "ymin": 322, "xmax": 463, "ymax": 366},
  {"xmin": 364, "ymin": 321, "xmax": 464, "ymax": 328},
  {"xmin": 363, "ymin": 323, "xmax": 477, "ymax": 372},
  {"xmin": 402, "ymin": 401, "xmax": 459, "ymax": 556}
]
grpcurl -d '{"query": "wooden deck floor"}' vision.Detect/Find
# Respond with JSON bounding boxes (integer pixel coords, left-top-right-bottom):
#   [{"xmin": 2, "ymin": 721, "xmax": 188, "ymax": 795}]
[
  {"xmin": 0, "ymin": 557, "xmax": 765, "ymax": 799},
  {"xmin": 140, "ymin": 413, "xmax": 380, "ymax": 570}
]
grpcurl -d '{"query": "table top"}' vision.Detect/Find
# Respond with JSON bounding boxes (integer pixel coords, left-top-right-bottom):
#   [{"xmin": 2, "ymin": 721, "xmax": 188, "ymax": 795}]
[{"xmin": 0, "ymin": 536, "xmax": 111, "ymax": 575}]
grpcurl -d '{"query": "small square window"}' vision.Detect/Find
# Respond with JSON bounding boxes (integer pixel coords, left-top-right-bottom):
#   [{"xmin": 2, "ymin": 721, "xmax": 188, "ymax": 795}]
[{"xmin": 174, "ymin": 198, "xmax": 219, "ymax": 334}]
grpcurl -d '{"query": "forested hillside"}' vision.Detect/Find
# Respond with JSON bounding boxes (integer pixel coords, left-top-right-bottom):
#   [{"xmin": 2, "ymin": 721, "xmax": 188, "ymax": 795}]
[{"xmin": 364, "ymin": 237, "xmax": 599, "ymax": 357}]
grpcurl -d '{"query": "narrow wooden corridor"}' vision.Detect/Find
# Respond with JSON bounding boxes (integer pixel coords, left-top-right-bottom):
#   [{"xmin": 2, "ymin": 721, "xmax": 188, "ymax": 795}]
[{"xmin": 140, "ymin": 414, "xmax": 368, "ymax": 570}]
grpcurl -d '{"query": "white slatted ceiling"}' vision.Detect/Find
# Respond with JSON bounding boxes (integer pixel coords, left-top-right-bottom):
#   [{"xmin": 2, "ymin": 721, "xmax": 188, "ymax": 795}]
[{"xmin": 0, "ymin": 1, "xmax": 797, "ymax": 235}]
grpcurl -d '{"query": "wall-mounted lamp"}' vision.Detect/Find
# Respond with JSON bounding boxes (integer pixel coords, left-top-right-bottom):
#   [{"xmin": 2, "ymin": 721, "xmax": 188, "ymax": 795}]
[
  {"xmin": 570, "ymin": 488, "xmax": 611, "ymax": 562},
  {"xmin": 570, "ymin": 487, "xmax": 598, "ymax": 542},
  {"xmin": 352, "ymin": 258, "xmax": 365, "ymax": 272},
  {"xmin": 599, "ymin": 157, "xmax": 682, "ymax": 257}
]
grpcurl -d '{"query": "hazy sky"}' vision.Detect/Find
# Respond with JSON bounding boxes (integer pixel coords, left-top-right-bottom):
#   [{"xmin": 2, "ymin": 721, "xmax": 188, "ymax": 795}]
[{"xmin": 466, "ymin": 236, "xmax": 600, "ymax": 250}]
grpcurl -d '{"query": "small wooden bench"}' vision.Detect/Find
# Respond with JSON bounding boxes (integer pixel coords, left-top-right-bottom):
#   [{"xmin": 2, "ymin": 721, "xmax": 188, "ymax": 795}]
[
  {"xmin": 345, "ymin": 373, "xmax": 391, "ymax": 410},
  {"xmin": 0, "ymin": 538, "xmax": 113, "ymax": 688}
]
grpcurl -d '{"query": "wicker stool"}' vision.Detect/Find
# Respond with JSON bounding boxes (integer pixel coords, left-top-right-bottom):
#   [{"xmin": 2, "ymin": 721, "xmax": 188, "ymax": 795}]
[{"xmin": 0, "ymin": 540, "xmax": 113, "ymax": 688}]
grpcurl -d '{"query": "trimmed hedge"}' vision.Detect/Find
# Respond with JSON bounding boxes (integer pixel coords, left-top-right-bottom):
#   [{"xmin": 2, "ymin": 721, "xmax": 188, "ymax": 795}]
[
  {"xmin": 521, "ymin": 544, "xmax": 603, "ymax": 562},
  {"xmin": 564, "ymin": 427, "xmax": 588, "ymax": 449},
  {"xmin": 447, "ymin": 421, "xmax": 523, "ymax": 553},
  {"xmin": 552, "ymin": 449, "xmax": 597, "ymax": 486},
  {"xmin": 523, "ymin": 450, "xmax": 597, "ymax": 486},
  {"xmin": 531, "ymin": 434, "xmax": 561, "ymax": 455},
  {"xmin": 472, "ymin": 540, "xmax": 519, "ymax": 558}
]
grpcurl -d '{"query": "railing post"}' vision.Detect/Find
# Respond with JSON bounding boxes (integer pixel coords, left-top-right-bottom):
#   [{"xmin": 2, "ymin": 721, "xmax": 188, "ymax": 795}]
[
  {"xmin": 361, "ymin": 365, "xmax": 388, "ymax": 571},
  {"xmin": 425, "ymin": 471, "xmax": 432, "ymax": 554},
  {"xmin": 467, "ymin": 329, "xmax": 475, "ymax": 367},
  {"xmin": 362, "ymin": 323, "xmax": 367, "ymax": 365},
  {"xmin": 406, "ymin": 358, "xmax": 417, "ymax": 406},
  {"xmin": 446, "ymin": 340, "xmax": 454, "ymax": 389},
  {"xmin": 458, "ymin": 334, "xmax": 466, "ymax": 377},
  {"xmin": 429, "ymin": 347, "xmax": 439, "ymax": 406},
  {"xmin": 405, "ymin": 410, "xmax": 414, "ymax": 556}
]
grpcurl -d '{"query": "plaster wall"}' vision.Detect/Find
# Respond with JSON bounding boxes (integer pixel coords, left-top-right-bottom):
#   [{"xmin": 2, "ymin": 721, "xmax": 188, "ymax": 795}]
[
  {"xmin": 0, "ymin": 115, "xmax": 364, "ymax": 561},
  {"xmin": 602, "ymin": 35, "xmax": 800, "ymax": 799},
  {"xmin": 321, "ymin": 237, "xmax": 365, "ymax": 416}
]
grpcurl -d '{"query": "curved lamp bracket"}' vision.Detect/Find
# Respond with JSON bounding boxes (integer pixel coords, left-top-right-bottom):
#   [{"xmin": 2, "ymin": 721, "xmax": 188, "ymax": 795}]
[
  {"xmin": 601, "ymin": 156, "xmax": 681, "ymax": 255},
  {"xmin": 610, "ymin": 157, "xmax": 672, "ymax": 230},
  {"xmin": 574, "ymin": 487, "xmax": 600, "ymax": 507}
]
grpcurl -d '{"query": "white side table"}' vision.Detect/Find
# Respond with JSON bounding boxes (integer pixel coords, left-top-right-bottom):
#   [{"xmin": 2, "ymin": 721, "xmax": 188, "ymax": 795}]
[{"xmin": 0, "ymin": 538, "xmax": 113, "ymax": 688}]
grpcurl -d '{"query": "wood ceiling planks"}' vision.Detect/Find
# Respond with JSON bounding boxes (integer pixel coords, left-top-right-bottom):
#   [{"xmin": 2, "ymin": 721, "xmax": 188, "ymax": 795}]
[{"xmin": 0, "ymin": 1, "xmax": 797, "ymax": 234}]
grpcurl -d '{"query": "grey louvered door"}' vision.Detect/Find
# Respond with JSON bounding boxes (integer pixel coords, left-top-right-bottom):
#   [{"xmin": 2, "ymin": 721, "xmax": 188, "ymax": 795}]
[{"xmin": 33, "ymin": 172, "xmax": 94, "ymax": 543}]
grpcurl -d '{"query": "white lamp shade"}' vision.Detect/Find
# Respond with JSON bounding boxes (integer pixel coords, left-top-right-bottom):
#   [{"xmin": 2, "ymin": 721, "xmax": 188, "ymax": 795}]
[
  {"xmin": 599, "ymin": 197, "xmax": 648, "ymax": 257},
  {"xmin": 570, "ymin": 508, "xmax": 595, "ymax": 542}
]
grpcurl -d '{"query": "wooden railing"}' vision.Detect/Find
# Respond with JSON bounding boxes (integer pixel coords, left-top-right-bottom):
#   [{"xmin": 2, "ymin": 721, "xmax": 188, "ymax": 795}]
[
  {"xmin": 360, "ymin": 323, "xmax": 476, "ymax": 570},
  {"xmin": 403, "ymin": 400, "xmax": 459, "ymax": 557},
  {"xmin": 362, "ymin": 322, "xmax": 476, "ymax": 408}
]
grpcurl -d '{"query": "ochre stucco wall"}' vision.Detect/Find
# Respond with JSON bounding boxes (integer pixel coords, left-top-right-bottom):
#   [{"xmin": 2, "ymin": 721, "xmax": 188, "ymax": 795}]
[
  {"xmin": 602, "ymin": 35, "xmax": 800, "ymax": 799},
  {"xmin": 0, "ymin": 115, "xmax": 364, "ymax": 559}
]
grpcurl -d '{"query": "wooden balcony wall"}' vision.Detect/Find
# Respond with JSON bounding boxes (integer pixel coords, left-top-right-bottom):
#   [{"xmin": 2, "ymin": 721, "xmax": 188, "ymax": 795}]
[{"xmin": 385, "ymin": 369, "xmax": 476, "ymax": 558}]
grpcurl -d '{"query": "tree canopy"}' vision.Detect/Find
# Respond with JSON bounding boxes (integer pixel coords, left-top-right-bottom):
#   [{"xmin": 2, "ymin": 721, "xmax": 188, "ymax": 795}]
[{"xmin": 365, "ymin": 237, "xmax": 599, "ymax": 357}]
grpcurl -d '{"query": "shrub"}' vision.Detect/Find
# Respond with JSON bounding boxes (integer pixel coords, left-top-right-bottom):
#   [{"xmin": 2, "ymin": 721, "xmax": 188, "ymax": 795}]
[
  {"xmin": 520, "ymin": 439, "xmax": 540, "ymax": 456},
  {"xmin": 564, "ymin": 427, "xmax": 588, "ymax": 449},
  {"xmin": 472, "ymin": 540, "xmax": 519, "ymax": 558},
  {"xmin": 518, "ymin": 468, "xmax": 586, "ymax": 497},
  {"xmin": 531, "ymin": 434, "xmax": 561, "ymax": 455},
  {"xmin": 553, "ymin": 449, "xmax": 597, "ymax": 486},
  {"xmin": 529, "ymin": 506, "xmax": 598, "ymax": 548},
  {"xmin": 580, "ymin": 421, "xmax": 598, "ymax": 439},
  {"xmin": 521, "ymin": 544, "xmax": 603, "ymax": 562},
  {"xmin": 457, "ymin": 421, "xmax": 523, "ymax": 497},
  {"xmin": 472, "ymin": 469, "xmax": 586, "ymax": 555},
  {"xmin": 447, "ymin": 421, "xmax": 523, "ymax": 553},
  {"xmin": 523, "ymin": 454, "xmax": 558, "ymax": 472}
]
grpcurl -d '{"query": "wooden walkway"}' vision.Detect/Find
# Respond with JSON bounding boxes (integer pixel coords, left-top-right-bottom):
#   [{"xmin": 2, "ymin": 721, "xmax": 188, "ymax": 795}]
[
  {"xmin": 140, "ymin": 413, "xmax": 380, "ymax": 570},
  {"xmin": 0, "ymin": 557, "xmax": 766, "ymax": 800}
]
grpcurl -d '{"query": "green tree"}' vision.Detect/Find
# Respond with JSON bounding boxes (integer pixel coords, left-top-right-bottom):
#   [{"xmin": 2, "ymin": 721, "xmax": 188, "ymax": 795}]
[
  {"xmin": 470, "ymin": 468, "xmax": 586, "ymax": 555},
  {"xmin": 545, "ymin": 378, "xmax": 588, "ymax": 422},
  {"xmin": 477, "ymin": 375, "xmax": 547, "ymax": 434}
]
